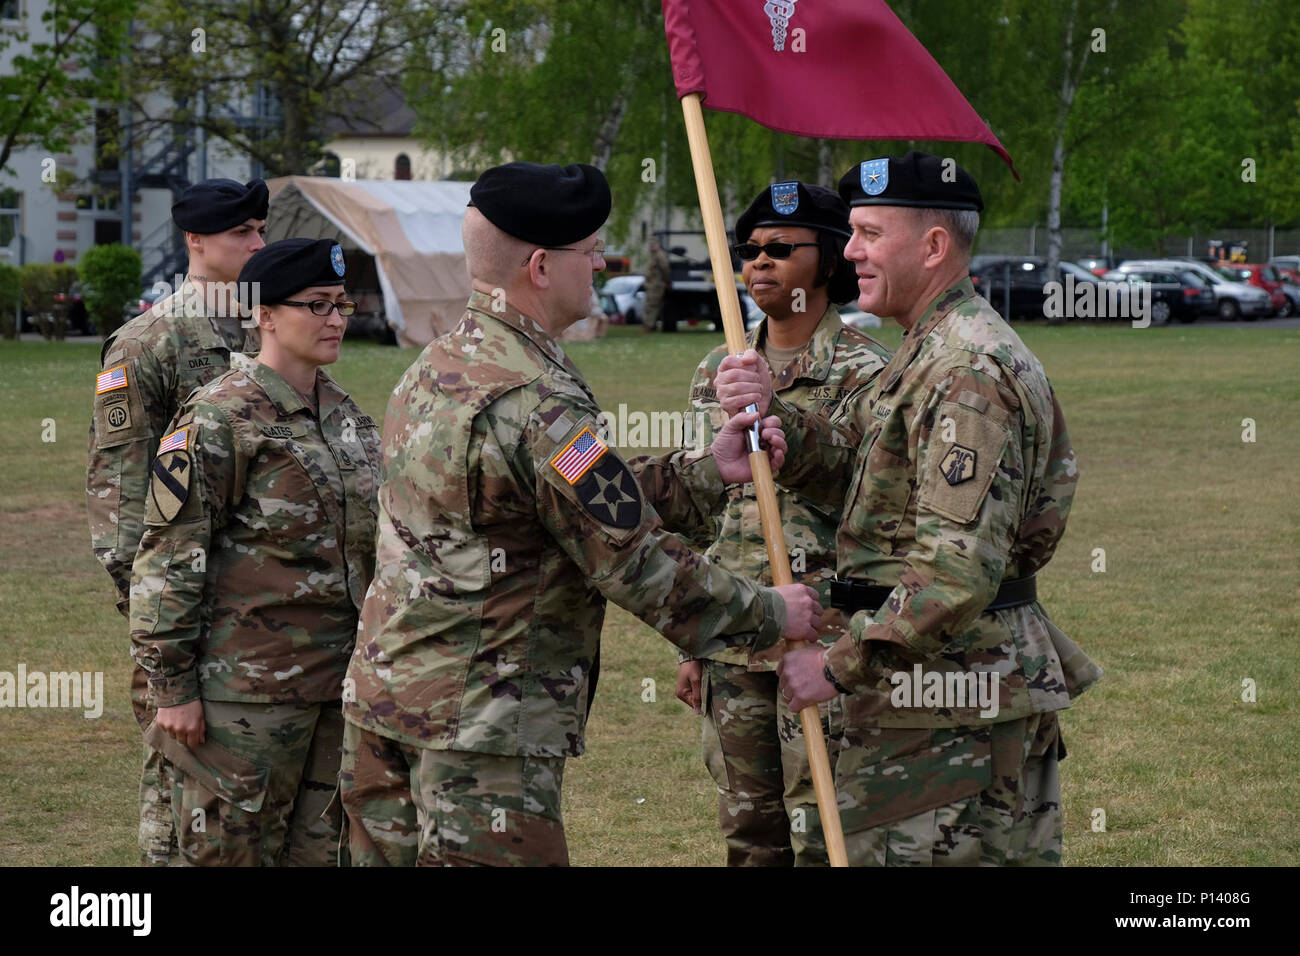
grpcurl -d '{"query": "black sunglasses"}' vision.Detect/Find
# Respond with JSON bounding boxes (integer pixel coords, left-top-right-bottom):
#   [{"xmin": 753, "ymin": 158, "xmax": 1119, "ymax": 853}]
[{"xmin": 733, "ymin": 241, "xmax": 819, "ymax": 261}]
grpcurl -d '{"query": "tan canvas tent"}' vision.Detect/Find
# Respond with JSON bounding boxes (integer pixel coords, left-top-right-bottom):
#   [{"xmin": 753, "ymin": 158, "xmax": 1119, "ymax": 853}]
[{"xmin": 266, "ymin": 177, "xmax": 473, "ymax": 347}]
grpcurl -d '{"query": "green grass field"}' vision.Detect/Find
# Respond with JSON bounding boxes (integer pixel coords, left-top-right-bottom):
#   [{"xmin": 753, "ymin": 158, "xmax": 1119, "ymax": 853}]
[{"xmin": 1, "ymin": 321, "xmax": 1296, "ymax": 866}]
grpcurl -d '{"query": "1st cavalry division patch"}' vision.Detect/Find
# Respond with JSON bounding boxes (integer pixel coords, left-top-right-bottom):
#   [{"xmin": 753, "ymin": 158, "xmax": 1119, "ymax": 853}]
[{"xmin": 150, "ymin": 428, "xmax": 192, "ymax": 522}]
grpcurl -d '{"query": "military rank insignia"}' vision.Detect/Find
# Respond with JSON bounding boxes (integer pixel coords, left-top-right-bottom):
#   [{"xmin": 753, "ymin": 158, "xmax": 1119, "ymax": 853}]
[
  {"xmin": 150, "ymin": 428, "xmax": 192, "ymax": 522},
  {"xmin": 860, "ymin": 158, "xmax": 889, "ymax": 196},
  {"xmin": 550, "ymin": 426, "xmax": 607, "ymax": 484},
  {"xmin": 940, "ymin": 444, "xmax": 977, "ymax": 485}
]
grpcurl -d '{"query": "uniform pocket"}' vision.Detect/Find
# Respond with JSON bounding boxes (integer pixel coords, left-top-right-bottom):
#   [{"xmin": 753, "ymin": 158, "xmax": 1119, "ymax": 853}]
[
  {"xmin": 93, "ymin": 360, "xmax": 149, "ymax": 449},
  {"xmin": 843, "ymin": 441, "xmax": 914, "ymax": 552}
]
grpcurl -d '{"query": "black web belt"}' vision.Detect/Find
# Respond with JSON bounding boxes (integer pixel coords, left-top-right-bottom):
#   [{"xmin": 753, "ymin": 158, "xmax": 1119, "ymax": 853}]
[{"xmin": 829, "ymin": 575, "xmax": 1037, "ymax": 614}]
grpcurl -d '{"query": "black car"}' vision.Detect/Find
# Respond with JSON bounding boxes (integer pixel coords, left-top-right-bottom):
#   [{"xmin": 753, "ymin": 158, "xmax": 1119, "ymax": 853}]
[
  {"xmin": 1099, "ymin": 267, "xmax": 1213, "ymax": 324},
  {"xmin": 970, "ymin": 257, "xmax": 1102, "ymax": 320}
]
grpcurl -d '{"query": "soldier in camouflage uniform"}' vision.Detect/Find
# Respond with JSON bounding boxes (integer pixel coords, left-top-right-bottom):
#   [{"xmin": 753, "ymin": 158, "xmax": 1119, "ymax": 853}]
[
  {"xmin": 643, "ymin": 236, "xmax": 671, "ymax": 329},
  {"xmin": 86, "ymin": 178, "xmax": 267, "ymax": 865},
  {"xmin": 671, "ymin": 182, "xmax": 891, "ymax": 866},
  {"xmin": 339, "ymin": 162, "xmax": 824, "ymax": 866},
  {"xmin": 720, "ymin": 153, "xmax": 1102, "ymax": 866},
  {"xmin": 130, "ymin": 239, "xmax": 380, "ymax": 866}
]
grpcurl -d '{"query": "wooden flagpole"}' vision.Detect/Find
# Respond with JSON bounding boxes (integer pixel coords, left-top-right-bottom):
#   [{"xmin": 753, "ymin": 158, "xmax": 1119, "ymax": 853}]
[{"xmin": 678, "ymin": 91, "xmax": 848, "ymax": 867}]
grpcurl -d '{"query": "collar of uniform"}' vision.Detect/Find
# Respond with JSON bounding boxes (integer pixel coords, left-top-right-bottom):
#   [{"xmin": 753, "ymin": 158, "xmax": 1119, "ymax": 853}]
[
  {"xmin": 878, "ymin": 278, "xmax": 976, "ymax": 395},
  {"xmin": 245, "ymin": 359, "xmax": 339, "ymax": 418},
  {"xmin": 755, "ymin": 303, "xmax": 842, "ymax": 391},
  {"xmin": 465, "ymin": 288, "xmax": 584, "ymax": 381},
  {"xmin": 905, "ymin": 277, "xmax": 976, "ymax": 344},
  {"xmin": 177, "ymin": 274, "xmax": 241, "ymax": 350}
]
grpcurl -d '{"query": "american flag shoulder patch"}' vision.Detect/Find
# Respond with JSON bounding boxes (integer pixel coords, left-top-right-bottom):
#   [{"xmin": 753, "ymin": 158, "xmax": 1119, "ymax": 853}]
[
  {"xmin": 157, "ymin": 428, "xmax": 189, "ymax": 453},
  {"xmin": 96, "ymin": 365, "xmax": 128, "ymax": 394},
  {"xmin": 550, "ymin": 425, "xmax": 607, "ymax": 485}
]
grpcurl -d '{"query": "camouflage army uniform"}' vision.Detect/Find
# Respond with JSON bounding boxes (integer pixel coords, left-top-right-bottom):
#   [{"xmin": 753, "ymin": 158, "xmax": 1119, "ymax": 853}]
[
  {"xmin": 643, "ymin": 245, "xmax": 671, "ymax": 329},
  {"xmin": 677, "ymin": 304, "xmax": 890, "ymax": 866},
  {"xmin": 774, "ymin": 279, "xmax": 1101, "ymax": 865},
  {"xmin": 86, "ymin": 277, "xmax": 258, "ymax": 865},
  {"xmin": 340, "ymin": 289, "xmax": 791, "ymax": 866},
  {"xmin": 130, "ymin": 360, "xmax": 380, "ymax": 866}
]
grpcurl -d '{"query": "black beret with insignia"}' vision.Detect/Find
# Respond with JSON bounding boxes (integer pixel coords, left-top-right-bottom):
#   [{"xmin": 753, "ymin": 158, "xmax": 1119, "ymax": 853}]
[
  {"xmin": 468, "ymin": 162, "xmax": 611, "ymax": 246},
  {"xmin": 735, "ymin": 181, "xmax": 851, "ymax": 242},
  {"xmin": 838, "ymin": 150, "xmax": 983, "ymax": 212},
  {"xmin": 171, "ymin": 178, "xmax": 270, "ymax": 234},
  {"xmin": 238, "ymin": 238, "xmax": 346, "ymax": 306},
  {"xmin": 735, "ymin": 181, "xmax": 858, "ymax": 304}
]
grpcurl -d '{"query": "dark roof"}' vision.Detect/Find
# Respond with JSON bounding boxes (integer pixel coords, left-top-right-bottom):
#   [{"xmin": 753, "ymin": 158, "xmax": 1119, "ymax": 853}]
[{"xmin": 324, "ymin": 76, "xmax": 415, "ymax": 138}]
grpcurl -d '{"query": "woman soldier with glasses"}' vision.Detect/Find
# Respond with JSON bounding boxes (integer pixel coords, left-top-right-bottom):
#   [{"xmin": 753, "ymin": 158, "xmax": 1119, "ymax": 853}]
[{"xmin": 129, "ymin": 238, "xmax": 381, "ymax": 866}]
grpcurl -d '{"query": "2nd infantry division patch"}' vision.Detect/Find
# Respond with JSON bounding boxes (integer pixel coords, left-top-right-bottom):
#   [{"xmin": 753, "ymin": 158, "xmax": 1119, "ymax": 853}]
[
  {"xmin": 573, "ymin": 453, "xmax": 642, "ymax": 529},
  {"xmin": 150, "ymin": 428, "xmax": 192, "ymax": 522},
  {"xmin": 941, "ymin": 444, "xmax": 977, "ymax": 485}
]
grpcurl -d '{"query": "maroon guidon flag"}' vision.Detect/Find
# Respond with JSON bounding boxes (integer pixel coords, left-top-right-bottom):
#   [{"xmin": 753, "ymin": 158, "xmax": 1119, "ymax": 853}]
[{"xmin": 661, "ymin": 0, "xmax": 1018, "ymax": 178}]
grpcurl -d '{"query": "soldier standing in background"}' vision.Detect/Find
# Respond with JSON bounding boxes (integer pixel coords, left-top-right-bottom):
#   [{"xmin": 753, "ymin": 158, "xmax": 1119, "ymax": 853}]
[
  {"xmin": 339, "ymin": 161, "xmax": 825, "ymax": 866},
  {"xmin": 86, "ymin": 177, "xmax": 267, "ymax": 865},
  {"xmin": 129, "ymin": 238, "xmax": 380, "ymax": 866},
  {"xmin": 717, "ymin": 152, "xmax": 1101, "ymax": 865},
  {"xmin": 672, "ymin": 181, "xmax": 891, "ymax": 866},
  {"xmin": 643, "ymin": 235, "xmax": 671, "ymax": 330}
]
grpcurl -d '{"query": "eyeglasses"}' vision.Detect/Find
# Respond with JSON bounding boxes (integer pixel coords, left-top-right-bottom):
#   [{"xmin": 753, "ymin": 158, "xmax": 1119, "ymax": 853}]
[
  {"xmin": 280, "ymin": 299, "xmax": 357, "ymax": 317},
  {"xmin": 733, "ymin": 241, "xmax": 819, "ymax": 261},
  {"xmin": 521, "ymin": 240, "xmax": 606, "ymax": 267}
]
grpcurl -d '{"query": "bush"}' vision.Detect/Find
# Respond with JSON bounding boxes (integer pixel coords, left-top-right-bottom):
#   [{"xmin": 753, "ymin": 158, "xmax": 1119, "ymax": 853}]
[
  {"xmin": 19, "ymin": 263, "xmax": 78, "ymax": 340},
  {"xmin": 79, "ymin": 243, "xmax": 142, "ymax": 338},
  {"xmin": 0, "ymin": 262, "xmax": 20, "ymax": 339}
]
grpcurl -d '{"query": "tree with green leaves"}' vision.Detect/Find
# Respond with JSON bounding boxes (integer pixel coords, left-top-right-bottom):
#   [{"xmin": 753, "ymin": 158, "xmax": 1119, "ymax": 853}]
[{"xmin": 0, "ymin": 0, "xmax": 135, "ymax": 177}]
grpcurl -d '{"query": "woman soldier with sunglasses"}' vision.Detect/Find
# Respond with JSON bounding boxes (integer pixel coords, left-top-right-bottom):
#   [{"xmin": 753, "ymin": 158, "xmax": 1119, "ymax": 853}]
[
  {"xmin": 671, "ymin": 182, "xmax": 893, "ymax": 866},
  {"xmin": 129, "ymin": 238, "xmax": 381, "ymax": 866}
]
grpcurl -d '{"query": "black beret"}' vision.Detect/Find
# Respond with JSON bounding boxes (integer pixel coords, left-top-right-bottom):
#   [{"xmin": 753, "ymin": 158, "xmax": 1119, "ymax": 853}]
[
  {"xmin": 171, "ymin": 178, "xmax": 269, "ymax": 234},
  {"xmin": 735, "ymin": 182, "xmax": 858, "ymax": 305},
  {"xmin": 735, "ymin": 181, "xmax": 852, "ymax": 242},
  {"xmin": 838, "ymin": 151, "xmax": 983, "ymax": 212},
  {"xmin": 468, "ymin": 162, "xmax": 611, "ymax": 246},
  {"xmin": 238, "ymin": 238, "xmax": 346, "ymax": 306}
]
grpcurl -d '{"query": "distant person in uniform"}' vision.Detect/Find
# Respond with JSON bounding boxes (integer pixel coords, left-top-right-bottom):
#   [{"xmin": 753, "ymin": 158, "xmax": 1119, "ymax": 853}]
[
  {"xmin": 339, "ymin": 161, "xmax": 825, "ymax": 867},
  {"xmin": 643, "ymin": 235, "xmax": 672, "ymax": 330},
  {"xmin": 130, "ymin": 238, "xmax": 381, "ymax": 866},
  {"xmin": 86, "ymin": 177, "xmax": 267, "ymax": 865}
]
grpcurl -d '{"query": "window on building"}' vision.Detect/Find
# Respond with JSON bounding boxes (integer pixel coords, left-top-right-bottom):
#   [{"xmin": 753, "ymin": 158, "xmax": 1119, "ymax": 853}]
[
  {"xmin": 1, "ymin": 0, "xmax": 20, "ymax": 22},
  {"xmin": 0, "ymin": 189, "xmax": 19, "ymax": 248},
  {"xmin": 395, "ymin": 153, "xmax": 412, "ymax": 180},
  {"xmin": 321, "ymin": 152, "xmax": 341, "ymax": 177},
  {"xmin": 95, "ymin": 107, "xmax": 120, "ymax": 173}
]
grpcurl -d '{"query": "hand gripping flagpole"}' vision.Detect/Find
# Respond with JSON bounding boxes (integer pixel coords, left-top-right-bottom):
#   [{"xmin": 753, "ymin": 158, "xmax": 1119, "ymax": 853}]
[{"xmin": 679, "ymin": 92, "xmax": 848, "ymax": 867}]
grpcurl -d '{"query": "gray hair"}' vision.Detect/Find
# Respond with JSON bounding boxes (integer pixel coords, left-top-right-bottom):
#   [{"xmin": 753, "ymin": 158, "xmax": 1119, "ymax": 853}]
[{"xmin": 915, "ymin": 208, "xmax": 980, "ymax": 256}]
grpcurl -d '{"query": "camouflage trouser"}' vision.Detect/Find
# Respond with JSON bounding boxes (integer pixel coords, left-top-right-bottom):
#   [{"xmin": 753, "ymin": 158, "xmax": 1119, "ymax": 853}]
[
  {"xmin": 643, "ymin": 288, "xmax": 665, "ymax": 329},
  {"xmin": 837, "ymin": 712, "xmax": 1064, "ymax": 866},
  {"xmin": 701, "ymin": 661, "xmax": 840, "ymax": 867},
  {"xmin": 339, "ymin": 721, "xmax": 569, "ymax": 867},
  {"xmin": 148, "ymin": 699, "xmax": 344, "ymax": 866},
  {"xmin": 132, "ymin": 665, "xmax": 179, "ymax": 866}
]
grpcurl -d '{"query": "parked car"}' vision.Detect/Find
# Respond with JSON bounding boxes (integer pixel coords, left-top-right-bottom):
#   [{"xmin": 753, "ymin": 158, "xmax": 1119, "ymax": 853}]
[
  {"xmin": 1267, "ymin": 255, "xmax": 1300, "ymax": 274},
  {"xmin": 1119, "ymin": 259, "xmax": 1271, "ymax": 321},
  {"xmin": 1213, "ymin": 263, "xmax": 1288, "ymax": 316},
  {"xmin": 970, "ymin": 256, "xmax": 1102, "ymax": 320},
  {"xmin": 1077, "ymin": 255, "xmax": 1118, "ymax": 277},
  {"xmin": 1100, "ymin": 267, "xmax": 1213, "ymax": 324},
  {"xmin": 600, "ymin": 273, "xmax": 647, "ymax": 324}
]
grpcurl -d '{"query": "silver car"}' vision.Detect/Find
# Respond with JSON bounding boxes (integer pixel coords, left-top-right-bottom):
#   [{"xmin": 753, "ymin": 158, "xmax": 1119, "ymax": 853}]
[{"xmin": 1118, "ymin": 259, "xmax": 1271, "ymax": 320}]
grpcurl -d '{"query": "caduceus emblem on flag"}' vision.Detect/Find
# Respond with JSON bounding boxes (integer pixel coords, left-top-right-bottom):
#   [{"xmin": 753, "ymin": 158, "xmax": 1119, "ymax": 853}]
[{"xmin": 763, "ymin": 0, "xmax": 799, "ymax": 51}]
